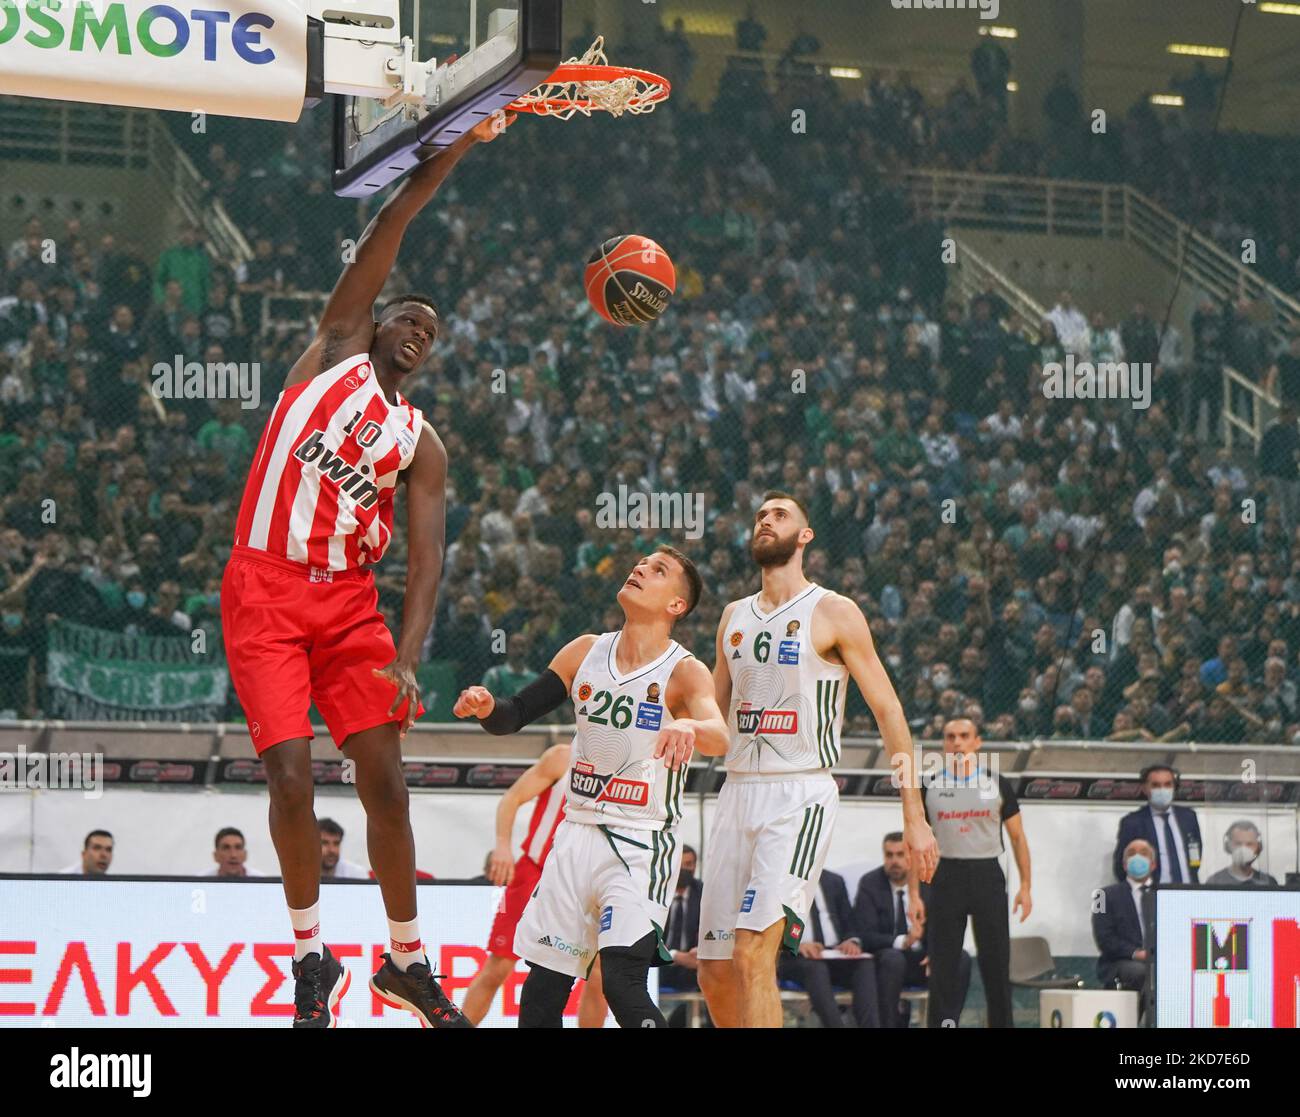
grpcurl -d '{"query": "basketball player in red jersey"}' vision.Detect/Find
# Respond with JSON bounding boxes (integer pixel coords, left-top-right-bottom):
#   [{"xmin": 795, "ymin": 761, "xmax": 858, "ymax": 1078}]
[
  {"xmin": 460, "ymin": 743, "xmax": 609, "ymax": 1026},
  {"xmin": 221, "ymin": 114, "xmax": 512, "ymax": 1029}
]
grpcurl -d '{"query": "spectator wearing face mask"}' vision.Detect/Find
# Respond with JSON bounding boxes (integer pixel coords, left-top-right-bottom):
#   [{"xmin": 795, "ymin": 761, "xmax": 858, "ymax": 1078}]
[
  {"xmin": 928, "ymin": 662, "xmax": 954, "ymax": 694},
  {"xmin": 1093, "ymin": 839, "xmax": 1156, "ymax": 1005},
  {"xmin": 1112, "ymin": 764, "xmax": 1202, "ymax": 883},
  {"xmin": 1205, "ymin": 821, "xmax": 1278, "ymax": 887},
  {"xmin": 140, "ymin": 581, "xmax": 193, "ymax": 637},
  {"xmin": 117, "ymin": 578, "xmax": 152, "ymax": 633}
]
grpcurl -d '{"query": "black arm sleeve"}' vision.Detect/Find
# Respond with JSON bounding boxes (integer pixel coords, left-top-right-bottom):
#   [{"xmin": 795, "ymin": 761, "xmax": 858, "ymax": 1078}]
[{"xmin": 479, "ymin": 669, "xmax": 569, "ymax": 735}]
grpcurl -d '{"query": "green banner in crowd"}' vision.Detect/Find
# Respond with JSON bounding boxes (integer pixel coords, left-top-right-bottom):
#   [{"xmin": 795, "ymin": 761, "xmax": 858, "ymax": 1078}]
[
  {"xmin": 416, "ymin": 661, "xmax": 458, "ymax": 722},
  {"xmin": 304, "ymin": 661, "xmax": 459, "ymax": 730},
  {"xmin": 46, "ymin": 621, "xmax": 228, "ymax": 722}
]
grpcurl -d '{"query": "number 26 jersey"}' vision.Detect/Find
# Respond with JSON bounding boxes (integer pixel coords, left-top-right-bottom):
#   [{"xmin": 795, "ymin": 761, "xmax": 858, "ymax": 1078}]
[{"xmin": 564, "ymin": 631, "xmax": 692, "ymax": 832}]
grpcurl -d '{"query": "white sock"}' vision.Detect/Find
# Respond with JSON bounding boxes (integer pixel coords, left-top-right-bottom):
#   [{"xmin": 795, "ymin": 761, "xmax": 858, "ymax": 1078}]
[
  {"xmin": 290, "ymin": 903, "xmax": 322, "ymax": 963},
  {"xmin": 388, "ymin": 917, "xmax": 427, "ymax": 971}
]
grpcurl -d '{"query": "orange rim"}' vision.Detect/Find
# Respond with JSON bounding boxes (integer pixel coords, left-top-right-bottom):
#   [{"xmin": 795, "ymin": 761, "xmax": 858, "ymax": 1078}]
[{"xmin": 509, "ymin": 64, "xmax": 672, "ymax": 114}]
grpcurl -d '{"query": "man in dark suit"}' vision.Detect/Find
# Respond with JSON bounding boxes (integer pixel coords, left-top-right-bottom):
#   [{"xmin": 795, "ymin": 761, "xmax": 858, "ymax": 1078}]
[
  {"xmin": 856, "ymin": 831, "xmax": 972, "ymax": 1028},
  {"xmin": 777, "ymin": 868, "xmax": 880, "ymax": 1027},
  {"xmin": 1095, "ymin": 839, "xmax": 1157, "ymax": 988},
  {"xmin": 1094, "ymin": 838, "xmax": 1156, "ymax": 1023},
  {"xmin": 1112, "ymin": 764, "xmax": 1202, "ymax": 884},
  {"xmin": 661, "ymin": 845, "xmax": 703, "ymax": 1027}
]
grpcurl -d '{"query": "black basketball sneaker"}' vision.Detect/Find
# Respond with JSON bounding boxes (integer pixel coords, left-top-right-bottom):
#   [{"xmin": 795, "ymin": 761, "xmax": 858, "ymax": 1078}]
[
  {"xmin": 292, "ymin": 944, "xmax": 351, "ymax": 1028},
  {"xmin": 370, "ymin": 953, "xmax": 472, "ymax": 1028}
]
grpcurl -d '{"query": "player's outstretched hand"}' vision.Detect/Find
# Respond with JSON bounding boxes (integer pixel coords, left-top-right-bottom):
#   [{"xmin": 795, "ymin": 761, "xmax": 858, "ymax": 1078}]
[
  {"xmin": 453, "ymin": 686, "xmax": 496, "ymax": 720},
  {"xmin": 472, "ymin": 111, "xmax": 516, "ymax": 144},
  {"xmin": 653, "ymin": 719, "xmax": 696, "ymax": 772},
  {"xmin": 905, "ymin": 816, "xmax": 940, "ymax": 884},
  {"xmin": 373, "ymin": 658, "xmax": 421, "ymax": 738}
]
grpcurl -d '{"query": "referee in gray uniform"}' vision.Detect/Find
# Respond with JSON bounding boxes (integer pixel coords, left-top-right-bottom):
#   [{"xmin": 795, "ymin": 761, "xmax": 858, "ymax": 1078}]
[{"xmin": 921, "ymin": 718, "xmax": 1032, "ymax": 1027}]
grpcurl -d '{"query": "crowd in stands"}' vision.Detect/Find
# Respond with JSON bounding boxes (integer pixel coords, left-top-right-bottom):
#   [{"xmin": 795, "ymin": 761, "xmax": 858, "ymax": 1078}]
[{"xmin": 1, "ymin": 22, "xmax": 1299, "ymax": 747}]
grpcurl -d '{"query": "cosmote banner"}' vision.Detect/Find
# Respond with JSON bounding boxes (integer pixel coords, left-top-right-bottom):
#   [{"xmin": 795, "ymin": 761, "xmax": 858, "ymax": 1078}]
[{"xmin": 0, "ymin": 0, "xmax": 308, "ymax": 122}]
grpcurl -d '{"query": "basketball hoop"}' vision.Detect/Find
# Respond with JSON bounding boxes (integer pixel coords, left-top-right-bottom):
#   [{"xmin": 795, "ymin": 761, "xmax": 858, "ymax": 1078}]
[{"xmin": 508, "ymin": 37, "xmax": 671, "ymax": 120}]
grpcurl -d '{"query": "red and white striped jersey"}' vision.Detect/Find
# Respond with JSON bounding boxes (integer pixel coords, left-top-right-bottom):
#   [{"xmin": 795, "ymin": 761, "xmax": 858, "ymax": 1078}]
[
  {"xmin": 523, "ymin": 780, "xmax": 566, "ymax": 865},
  {"xmin": 234, "ymin": 355, "xmax": 423, "ymax": 572}
]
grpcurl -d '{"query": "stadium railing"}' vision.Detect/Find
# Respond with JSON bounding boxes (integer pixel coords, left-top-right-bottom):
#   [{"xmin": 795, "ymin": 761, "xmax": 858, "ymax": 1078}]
[
  {"xmin": 0, "ymin": 99, "xmax": 251, "ymax": 270},
  {"xmin": 901, "ymin": 168, "xmax": 1300, "ymax": 346},
  {"xmin": 3, "ymin": 721, "xmax": 1298, "ymax": 783},
  {"xmin": 262, "ymin": 291, "xmax": 330, "ymax": 336},
  {"xmin": 948, "ymin": 235, "xmax": 1047, "ymax": 335},
  {"xmin": 1224, "ymin": 363, "xmax": 1282, "ymax": 453}
]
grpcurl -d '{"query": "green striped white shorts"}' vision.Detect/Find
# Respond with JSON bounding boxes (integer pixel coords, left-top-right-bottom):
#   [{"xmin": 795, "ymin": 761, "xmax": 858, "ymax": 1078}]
[
  {"xmin": 515, "ymin": 818, "xmax": 679, "ymax": 978},
  {"xmin": 697, "ymin": 771, "xmax": 839, "ymax": 960}
]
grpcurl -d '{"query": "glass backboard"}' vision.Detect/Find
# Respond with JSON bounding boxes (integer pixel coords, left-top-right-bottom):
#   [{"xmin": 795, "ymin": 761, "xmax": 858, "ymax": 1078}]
[{"xmin": 332, "ymin": 0, "xmax": 561, "ymax": 197}]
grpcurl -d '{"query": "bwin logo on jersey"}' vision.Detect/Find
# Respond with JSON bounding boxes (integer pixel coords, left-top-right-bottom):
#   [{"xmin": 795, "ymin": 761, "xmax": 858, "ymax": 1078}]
[
  {"xmin": 570, "ymin": 761, "xmax": 650, "ymax": 806},
  {"xmin": 293, "ymin": 430, "xmax": 381, "ymax": 509},
  {"xmin": 736, "ymin": 705, "xmax": 799, "ymax": 735}
]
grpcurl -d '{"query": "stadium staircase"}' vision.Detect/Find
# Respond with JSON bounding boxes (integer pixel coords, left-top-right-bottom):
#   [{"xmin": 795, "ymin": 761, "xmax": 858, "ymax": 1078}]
[
  {"xmin": 904, "ymin": 168, "xmax": 1299, "ymax": 451},
  {"xmin": 0, "ymin": 100, "xmax": 251, "ymax": 272},
  {"xmin": 946, "ymin": 234, "xmax": 1046, "ymax": 339}
]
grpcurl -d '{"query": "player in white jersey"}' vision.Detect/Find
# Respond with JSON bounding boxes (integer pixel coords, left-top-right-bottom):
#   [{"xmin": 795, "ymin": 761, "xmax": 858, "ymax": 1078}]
[
  {"xmin": 454, "ymin": 546, "xmax": 729, "ymax": 1027},
  {"xmin": 459, "ymin": 743, "xmax": 609, "ymax": 1027},
  {"xmin": 697, "ymin": 491, "xmax": 940, "ymax": 1028}
]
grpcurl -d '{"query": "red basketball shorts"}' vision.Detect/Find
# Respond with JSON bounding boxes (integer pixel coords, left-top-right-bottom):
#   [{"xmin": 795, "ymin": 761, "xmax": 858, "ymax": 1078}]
[
  {"xmin": 486, "ymin": 855, "xmax": 544, "ymax": 959},
  {"xmin": 221, "ymin": 545, "xmax": 424, "ymax": 753}
]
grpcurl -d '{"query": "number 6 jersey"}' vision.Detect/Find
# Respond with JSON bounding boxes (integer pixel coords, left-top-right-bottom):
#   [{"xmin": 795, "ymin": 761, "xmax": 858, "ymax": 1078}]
[
  {"xmin": 723, "ymin": 584, "xmax": 848, "ymax": 775},
  {"xmin": 564, "ymin": 631, "xmax": 693, "ymax": 832}
]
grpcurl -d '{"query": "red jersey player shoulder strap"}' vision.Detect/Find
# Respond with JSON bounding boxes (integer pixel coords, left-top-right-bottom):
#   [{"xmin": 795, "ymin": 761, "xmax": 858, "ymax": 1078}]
[{"xmin": 282, "ymin": 351, "xmax": 373, "ymax": 398}]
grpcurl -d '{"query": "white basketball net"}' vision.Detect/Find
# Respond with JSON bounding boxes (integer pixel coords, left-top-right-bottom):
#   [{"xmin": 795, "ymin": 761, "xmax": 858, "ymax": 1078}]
[{"xmin": 512, "ymin": 37, "xmax": 667, "ymax": 120}]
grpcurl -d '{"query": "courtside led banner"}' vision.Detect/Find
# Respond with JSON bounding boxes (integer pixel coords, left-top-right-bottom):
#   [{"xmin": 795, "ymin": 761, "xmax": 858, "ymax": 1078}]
[
  {"xmin": 0, "ymin": 877, "xmax": 608, "ymax": 1027},
  {"xmin": 1156, "ymin": 887, "xmax": 1300, "ymax": 1028},
  {"xmin": 0, "ymin": 0, "xmax": 308, "ymax": 122}
]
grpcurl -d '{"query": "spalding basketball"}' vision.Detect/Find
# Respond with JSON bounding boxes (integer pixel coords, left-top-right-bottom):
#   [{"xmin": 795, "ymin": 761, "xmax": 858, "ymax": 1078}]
[{"xmin": 584, "ymin": 235, "xmax": 676, "ymax": 326}]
